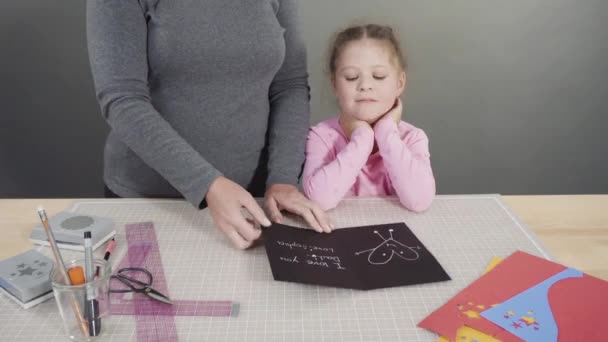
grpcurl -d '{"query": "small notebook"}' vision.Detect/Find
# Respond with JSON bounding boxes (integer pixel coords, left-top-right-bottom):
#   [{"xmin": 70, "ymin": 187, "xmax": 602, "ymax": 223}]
[
  {"xmin": 0, "ymin": 249, "xmax": 55, "ymax": 309},
  {"xmin": 30, "ymin": 211, "xmax": 116, "ymax": 251}
]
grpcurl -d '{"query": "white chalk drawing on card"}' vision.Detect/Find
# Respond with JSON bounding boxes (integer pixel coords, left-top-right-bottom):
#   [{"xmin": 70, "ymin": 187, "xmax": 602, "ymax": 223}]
[{"xmin": 354, "ymin": 229, "xmax": 421, "ymax": 265}]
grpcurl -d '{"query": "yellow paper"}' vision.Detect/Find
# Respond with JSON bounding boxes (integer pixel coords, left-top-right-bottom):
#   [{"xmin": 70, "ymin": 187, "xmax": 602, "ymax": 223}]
[
  {"xmin": 483, "ymin": 256, "xmax": 503, "ymax": 274},
  {"xmin": 436, "ymin": 257, "xmax": 504, "ymax": 342},
  {"xmin": 438, "ymin": 325, "xmax": 501, "ymax": 342}
]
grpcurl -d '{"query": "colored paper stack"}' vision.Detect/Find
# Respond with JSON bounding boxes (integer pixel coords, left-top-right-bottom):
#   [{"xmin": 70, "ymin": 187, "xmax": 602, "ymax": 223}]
[{"xmin": 418, "ymin": 251, "xmax": 608, "ymax": 342}]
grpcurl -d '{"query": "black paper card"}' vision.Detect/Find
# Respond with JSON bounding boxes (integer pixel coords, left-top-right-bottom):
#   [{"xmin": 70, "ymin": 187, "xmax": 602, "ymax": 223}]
[{"xmin": 263, "ymin": 222, "xmax": 450, "ymax": 290}]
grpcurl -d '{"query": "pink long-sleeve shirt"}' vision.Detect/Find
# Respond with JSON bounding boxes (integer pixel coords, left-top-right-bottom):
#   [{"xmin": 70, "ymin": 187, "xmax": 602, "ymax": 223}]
[{"xmin": 302, "ymin": 117, "xmax": 435, "ymax": 212}]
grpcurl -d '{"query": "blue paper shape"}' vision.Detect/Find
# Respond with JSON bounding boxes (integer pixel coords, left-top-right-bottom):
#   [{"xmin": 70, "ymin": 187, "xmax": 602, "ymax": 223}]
[{"xmin": 481, "ymin": 268, "xmax": 583, "ymax": 342}]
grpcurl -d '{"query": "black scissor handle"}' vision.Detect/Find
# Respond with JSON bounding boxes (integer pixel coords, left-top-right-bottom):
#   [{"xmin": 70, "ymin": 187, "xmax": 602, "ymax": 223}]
[
  {"xmin": 109, "ymin": 267, "xmax": 153, "ymax": 293},
  {"xmin": 117, "ymin": 267, "xmax": 153, "ymax": 286}
]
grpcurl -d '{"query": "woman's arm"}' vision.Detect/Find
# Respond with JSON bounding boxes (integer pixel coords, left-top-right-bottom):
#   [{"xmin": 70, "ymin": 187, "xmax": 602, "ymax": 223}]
[
  {"xmin": 86, "ymin": 0, "xmax": 220, "ymax": 207},
  {"xmin": 302, "ymin": 127, "xmax": 374, "ymax": 211},
  {"xmin": 263, "ymin": 0, "xmax": 332, "ymax": 232},
  {"xmin": 266, "ymin": 0, "xmax": 310, "ymax": 187},
  {"xmin": 374, "ymin": 118, "xmax": 436, "ymax": 212}
]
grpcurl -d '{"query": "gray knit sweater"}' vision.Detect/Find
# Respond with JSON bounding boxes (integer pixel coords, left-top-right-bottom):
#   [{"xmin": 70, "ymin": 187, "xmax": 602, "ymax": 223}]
[{"xmin": 86, "ymin": 0, "xmax": 309, "ymax": 207}]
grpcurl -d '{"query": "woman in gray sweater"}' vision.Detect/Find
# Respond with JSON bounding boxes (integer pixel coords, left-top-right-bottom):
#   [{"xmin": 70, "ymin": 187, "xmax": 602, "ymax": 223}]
[{"xmin": 87, "ymin": 0, "xmax": 331, "ymax": 249}]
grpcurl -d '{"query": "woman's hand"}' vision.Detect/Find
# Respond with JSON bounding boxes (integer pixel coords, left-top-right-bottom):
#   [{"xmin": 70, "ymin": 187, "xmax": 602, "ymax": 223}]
[
  {"xmin": 339, "ymin": 115, "xmax": 372, "ymax": 140},
  {"xmin": 264, "ymin": 184, "xmax": 333, "ymax": 233},
  {"xmin": 206, "ymin": 176, "xmax": 271, "ymax": 249}
]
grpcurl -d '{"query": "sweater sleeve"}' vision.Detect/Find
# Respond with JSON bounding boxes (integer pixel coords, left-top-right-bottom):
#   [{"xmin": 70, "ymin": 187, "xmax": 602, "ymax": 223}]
[
  {"xmin": 302, "ymin": 126, "xmax": 374, "ymax": 210},
  {"xmin": 86, "ymin": 0, "xmax": 221, "ymax": 207},
  {"xmin": 374, "ymin": 118, "xmax": 436, "ymax": 212},
  {"xmin": 265, "ymin": 0, "xmax": 311, "ymax": 188}
]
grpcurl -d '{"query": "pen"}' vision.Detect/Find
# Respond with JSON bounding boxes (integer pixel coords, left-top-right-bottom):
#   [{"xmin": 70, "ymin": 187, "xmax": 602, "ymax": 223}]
[
  {"xmin": 84, "ymin": 231, "xmax": 101, "ymax": 336},
  {"xmin": 95, "ymin": 238, "xmax": 115, "ymax": 278},
  {"xmin": 37, "ymin": 206, "xmax": 89, "ymax": 337}
]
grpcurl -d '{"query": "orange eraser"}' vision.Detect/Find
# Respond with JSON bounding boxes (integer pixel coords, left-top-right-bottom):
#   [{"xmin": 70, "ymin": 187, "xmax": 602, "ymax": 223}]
[{"xmin": 68, "ymin": 266, "xmax": 85, "ymax": 285}]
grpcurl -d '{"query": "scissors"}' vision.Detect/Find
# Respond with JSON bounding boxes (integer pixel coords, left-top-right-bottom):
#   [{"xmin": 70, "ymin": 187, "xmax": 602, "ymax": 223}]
[{"xmin": 109, "ymin": 267, "xmax": 173, "ymax": 305}]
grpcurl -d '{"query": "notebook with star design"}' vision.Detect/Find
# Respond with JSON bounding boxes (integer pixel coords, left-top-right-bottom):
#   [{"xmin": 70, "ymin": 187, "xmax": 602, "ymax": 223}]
[{"xmin": 0, "ymin": 249, "xmax": 54, "ymax": 309}]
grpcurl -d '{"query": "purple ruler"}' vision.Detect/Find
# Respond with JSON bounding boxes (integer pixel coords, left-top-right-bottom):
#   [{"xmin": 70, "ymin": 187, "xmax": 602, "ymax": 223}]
[{"xmin": 110, "ymin": 222, "xmax": 238, "ymax": 342}]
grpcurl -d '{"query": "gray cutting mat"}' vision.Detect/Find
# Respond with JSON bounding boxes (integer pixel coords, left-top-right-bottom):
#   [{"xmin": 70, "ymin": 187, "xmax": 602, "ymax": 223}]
[{"xmin": 0, "ymin": 195, "xmax": 551, "ymax": 341}]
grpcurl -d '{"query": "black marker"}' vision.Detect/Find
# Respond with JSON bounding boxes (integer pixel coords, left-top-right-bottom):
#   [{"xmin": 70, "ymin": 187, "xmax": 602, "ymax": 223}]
[{"xmin": 84, "ymin": 231, "xmax": 101, "ymax": 336}]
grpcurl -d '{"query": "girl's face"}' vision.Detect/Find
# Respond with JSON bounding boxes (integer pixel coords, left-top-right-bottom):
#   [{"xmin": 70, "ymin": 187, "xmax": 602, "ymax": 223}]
[{"xmin": 332, "ymin": 38, "xmax": 406, "ymax": 123}]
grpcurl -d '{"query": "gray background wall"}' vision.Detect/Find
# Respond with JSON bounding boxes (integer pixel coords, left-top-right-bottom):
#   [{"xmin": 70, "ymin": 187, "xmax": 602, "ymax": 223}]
[{"xmin": 1, "ymin": 0, "xmax": 607, "ymax": 198}]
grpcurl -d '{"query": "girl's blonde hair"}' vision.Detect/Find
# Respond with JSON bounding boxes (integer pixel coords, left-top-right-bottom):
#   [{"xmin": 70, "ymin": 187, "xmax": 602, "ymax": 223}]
[{"xmin": 328, "ymin": 24, "xmax": 407, "ymax": 75}]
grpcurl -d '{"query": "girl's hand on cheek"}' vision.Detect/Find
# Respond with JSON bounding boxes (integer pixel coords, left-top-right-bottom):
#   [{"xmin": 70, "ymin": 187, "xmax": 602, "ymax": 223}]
[{"xmin": 381, "ymin": 98, "xmax": 402, "ymax": 125}]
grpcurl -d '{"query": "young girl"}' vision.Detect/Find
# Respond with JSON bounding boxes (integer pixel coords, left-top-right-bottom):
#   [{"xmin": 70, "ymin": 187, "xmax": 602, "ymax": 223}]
[{"xmin": 303, "ymin": 24, "xmax": 435, "ymax": 212}]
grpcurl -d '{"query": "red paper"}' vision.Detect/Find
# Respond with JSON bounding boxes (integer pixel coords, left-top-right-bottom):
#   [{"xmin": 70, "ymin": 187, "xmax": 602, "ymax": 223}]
[{"xmin": 418, "ymin": 251, "xmax": 608, "ymax": 341}]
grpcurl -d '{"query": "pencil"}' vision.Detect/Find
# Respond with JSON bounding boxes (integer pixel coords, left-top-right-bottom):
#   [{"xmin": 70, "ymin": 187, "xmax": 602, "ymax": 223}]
[{"xmin": 37, "ymin": 206, "xmax": 89, "ymax": 337}]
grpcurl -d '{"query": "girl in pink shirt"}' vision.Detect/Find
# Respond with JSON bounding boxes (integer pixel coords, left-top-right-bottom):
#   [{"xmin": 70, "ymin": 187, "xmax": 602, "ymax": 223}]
[{"xmin": 303, "ymin": 24, "xmax": 435, "ymax": 212}]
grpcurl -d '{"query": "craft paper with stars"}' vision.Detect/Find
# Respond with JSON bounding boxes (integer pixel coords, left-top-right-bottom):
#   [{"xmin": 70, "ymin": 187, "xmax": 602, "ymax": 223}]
[
  {"xmin": 263, "ymin": 222, "xmax": 450, "ymax": 290},
  {"xmin": 419, "ymin": 251, "xmax": 608, "ymax": 342},
  {"xmin": 437, "ymin": 256, "xmax": 504, "ymax": 342}
]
